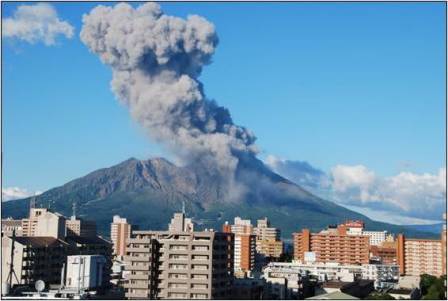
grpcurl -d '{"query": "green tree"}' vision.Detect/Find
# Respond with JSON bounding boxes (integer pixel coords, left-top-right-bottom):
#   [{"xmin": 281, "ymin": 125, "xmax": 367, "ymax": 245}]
[{"xmin": 420, "ymin": 274, "xmax": 446, "ymax": 300}]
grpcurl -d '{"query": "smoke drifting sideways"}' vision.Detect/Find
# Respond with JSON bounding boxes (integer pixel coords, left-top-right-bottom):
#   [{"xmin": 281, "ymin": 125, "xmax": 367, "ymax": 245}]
[{"xmin": 80, "ymin": 3, "xmax": 258, "ymax": 177}]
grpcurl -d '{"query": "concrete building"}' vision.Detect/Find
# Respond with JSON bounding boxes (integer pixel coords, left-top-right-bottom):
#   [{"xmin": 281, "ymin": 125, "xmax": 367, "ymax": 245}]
[
  {"xmin": 361, "ymin": 264, "xmax": 399, "ymax": 288},
  {"xmin": 293, "ymin": 225, "xmax": 369, "ymax": 265},
  {"xmin": 1, "ymin": 219, "xmax": 23, "ymax": 237},
  {"xmin": 234, "ymin": 233, "xmax": 256, "ymax": 276},
  {"xmin": 65, "ymin": 236, "xmax": 113, "ymax": 288},
  {"xmin": 369, "ymin": 244, "xmax": 397, "ymax": 265},
  {"xmin": 1, "ymin": 235, "xmax": 68, "ymax": 289},
  {"xmin": 230, "ymin": 217, "xmax": 252, "ymax": 235},
  {"xmin": 253, "ymin": 218, "xmax": 283, "ymax": 259},
  {"xmin": 66, "ymin": 216, "xmax": 97, "ymax": 238},
  {"xmin": 344, "ymin": 220, "xmax": 387, "ymax": 246},
  {"xmin": 111, "ymin": 215, "xmax": 132, "ymax": 258},
  {"xmin": 362, "ymin": 231, "xmax": 387, "ymax": 246},
  {"xmin": 225, "ymin": 218, "xmax": 256, "ymax": 276},
  {"xmin": 262, "ymin": 262, "xmax": 316, "ymax": 299},
  {"xmin": 21, "ymin": 208, "xmax": 66, "ymax": 239},
  {"xmin": 442, "ymin": 213, "xmax": 446, "ymax": 276},
  {"xmin": 397, "ymin": 234, "xmax": 443, "ymax": 277},
  {"xmin": 168, "ymin": 213, "xmax": 194, "ymax": 232},
  {"xmin": 65, "ymin": 255, "xmax": 107, "ymax": 290},
  {"xmin": 124, "ymin": 212, "xmax": 234, "ymax": 299}
]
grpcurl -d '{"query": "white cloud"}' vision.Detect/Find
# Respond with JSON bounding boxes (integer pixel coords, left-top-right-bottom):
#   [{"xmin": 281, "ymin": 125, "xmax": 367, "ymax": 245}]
[
  {"xmin": 265, "ymin": 155, "xmax": 446, "ymax": 222},
  {"xmin": 330, "ymin": 165, "xmax": 446, "ymax": 220},
  {"xmin": 341, "ymin": 204, "xmax": 443, "ymax": 225},
  {"xmin": 2, "ymin": 3, "xmax": 74, "ymax": 46},
  {"xmin": 2, "ymin": 187, "xmax": 42, "ymax": 202}
]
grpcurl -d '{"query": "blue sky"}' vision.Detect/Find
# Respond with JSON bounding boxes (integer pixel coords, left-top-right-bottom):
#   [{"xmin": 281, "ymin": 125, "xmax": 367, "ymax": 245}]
[{"xmin": 2, "ymin": 2, "xmax": 446, "ymax": 224}]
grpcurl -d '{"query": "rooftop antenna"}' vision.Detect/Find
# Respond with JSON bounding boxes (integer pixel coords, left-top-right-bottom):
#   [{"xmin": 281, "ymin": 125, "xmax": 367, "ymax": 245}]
[
  {"xmin": 72, "ymin": 201, "xmax": 77, "ymax": 219},
  {"xmin": 6, "ymin": 229, "xmax": 20, "ymax": 290},
  {"xmin": 182, "ymin": 201, "xmax": 186, "ymax": 215},
  {"xmin": 30, "ymin": 196, "xmax": 36, "ymax": 210}
]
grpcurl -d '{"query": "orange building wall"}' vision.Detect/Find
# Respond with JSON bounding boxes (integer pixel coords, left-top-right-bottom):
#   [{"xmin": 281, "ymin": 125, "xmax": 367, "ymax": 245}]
[{"xmin": 293, "ymin": 228, "xmax": 369, "ymax": 264}]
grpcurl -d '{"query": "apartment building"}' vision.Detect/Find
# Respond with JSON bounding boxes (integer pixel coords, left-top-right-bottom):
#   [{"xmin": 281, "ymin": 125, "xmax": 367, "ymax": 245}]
[
  {"xmin": 21, "ymin": 208, "xmax": 66, "ymax": 239},
  {"xmin": 262, "ymin": 262, "xmax": 314, "ymax": 299},
  {"xmin": 344, "ymin": 220, "xmax": 388, "ymax": 246},
  {"xmin": 253, "ymin": 218, "xmax": 283, "ymax": 259},
  {"xmin": 442, "ymin": 213, "xmax": 446, "ymax": 276},
  {"xmin": 369, "ymin": 244, "xmax": 397, "ymax": 265},
  {"xmin": 1, "ymin": 235, "xmax": 68, "ymax": 288},
  {"xmin": 234, "ymin": 233, "xmax": 256, "ymax": 275},
  {"xmin": 111, "ymin": 215, "xmax": 132, "ymax": 258},
  {"xmin": 362, "ymin": 231, "xmax": 388, "ymax": 246},
  {"xmin": 225, "ymin": 218, "xmax": 256, "ymax": 276},
  {"xmin": 231, "ymin": 217, "xmax": 253, "ymax": 235},
  {"xmin": 397, "ymin": 234, "xmax": 443, "ymax": 277},
  {"xmin": 293, "ymin": 225, "xmax": 369, "ymax": 265},
  {"xmin": 66, "ymin": 216, "xmax": 97, "ymax": 238},
  {"xmin": 1, "ymin": 218, "xmax": 23, "ymax": 236},
  {"xmin": 124, "ymin": 212, "xmax": 234, "ymax": 299}
]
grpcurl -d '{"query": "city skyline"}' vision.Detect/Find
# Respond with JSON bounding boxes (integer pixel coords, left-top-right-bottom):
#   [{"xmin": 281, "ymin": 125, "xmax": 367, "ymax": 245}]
[{"xmin": 2, "ymin": 2, "xmax": 446, "ymax": 226}]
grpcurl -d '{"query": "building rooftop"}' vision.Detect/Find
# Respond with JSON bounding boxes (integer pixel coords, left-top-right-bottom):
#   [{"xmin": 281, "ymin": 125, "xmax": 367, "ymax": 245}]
[
  {"xmin": 11, "ymin": 236, "xmax": 68, "ymax": 248},
  {"xmin": 65, "ymin": 235, "xmax": 111, "ymax": 246},
  {"xmin": 307, "ymin": 291, "xmax": 359, "ymax": 300}
]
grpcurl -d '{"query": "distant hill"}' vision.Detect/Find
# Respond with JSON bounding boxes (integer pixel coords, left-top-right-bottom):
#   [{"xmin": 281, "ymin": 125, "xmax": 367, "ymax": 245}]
[
  {"xmin": 402, "ymin": 223, "xmax": 444, "ymax": 235},
  {"xmin": 2, "ymin": 156, "xmax": 437, "ymax": 239}
]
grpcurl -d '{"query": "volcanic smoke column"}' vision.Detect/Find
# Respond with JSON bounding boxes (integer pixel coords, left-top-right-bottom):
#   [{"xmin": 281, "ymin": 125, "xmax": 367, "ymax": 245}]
[{"xmin": 80, "ymin": 3, "xmax": 257, "ymax": 174}]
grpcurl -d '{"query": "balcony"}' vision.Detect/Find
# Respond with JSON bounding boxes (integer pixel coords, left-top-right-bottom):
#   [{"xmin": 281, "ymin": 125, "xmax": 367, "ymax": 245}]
[
  {"xmin": 124, "ymin": 282, "xmax": 150, "ymax": 289},
  {"xmin": 128, "ymin": 273, "xmax": 149, "ymax": 280},
  {"xmin": 127, "ymin": 247, "xmax": 151, "ymax": 253},
  {"xmin": 125, "ymin": 291, "xmax": 149, "ymax": 299},
  {"xmin": 124, "ymin": 255, "xmax": 152, "ymax": 262},
  {"xmin": 127, "ymin": 264, "xmax": 151, "ymax": 271}
]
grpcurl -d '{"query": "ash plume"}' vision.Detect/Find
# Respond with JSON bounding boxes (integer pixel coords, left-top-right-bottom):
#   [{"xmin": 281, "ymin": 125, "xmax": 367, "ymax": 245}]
[{"xmin": 80, "ymin": 3, "xmax": 257, "ymax": 176}]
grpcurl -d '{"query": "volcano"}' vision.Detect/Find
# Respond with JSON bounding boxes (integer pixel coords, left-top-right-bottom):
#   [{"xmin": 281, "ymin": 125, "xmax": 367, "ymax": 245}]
[{"xmin": 2, "ymin": 156, "xmax": 434, "ymax": 239}]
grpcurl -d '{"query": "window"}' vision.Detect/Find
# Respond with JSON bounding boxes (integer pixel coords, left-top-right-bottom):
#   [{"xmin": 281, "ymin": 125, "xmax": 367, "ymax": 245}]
[
  {"xmin": 170, "ymin": 254, "xmax": 188, "ymax": 260},
  {"xmin": 191, "ymin": 274, "xmax": 207, "ymax": 280},
  {"xmin": 192, "ymin": 264, "xmax": 208, "ymax": 270},
  {"xmin": 193, "ymin": 246, "xmax": 209, "ymax": 251},
  {"xmin": 169, "ymin": 264, "xmax": 187, "ymax": 270},
  {"xmin": 192, "ymin": 255, "xmax": 208, "ymax": 260},
  {"xmin": 168, "ymin": 283, "xmax": 187, "ymax": 289},
  {"xmin": 170, "ymin": 245, "xmax": 188, "ymax": 251},
  {"xmin": 191, "ymin": 284, "xmax": 207, "ymax": 289}
]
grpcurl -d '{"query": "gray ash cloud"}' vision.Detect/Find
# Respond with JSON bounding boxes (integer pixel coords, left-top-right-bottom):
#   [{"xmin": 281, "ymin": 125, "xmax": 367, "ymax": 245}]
[{"xmin": 80, "ymin": 3, "xmax": 257, "ymax": 176}]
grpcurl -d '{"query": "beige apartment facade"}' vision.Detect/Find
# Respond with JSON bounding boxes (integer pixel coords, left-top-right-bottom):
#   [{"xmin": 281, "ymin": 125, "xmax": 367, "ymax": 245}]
[
  {"xmin": 124, "ymin": 213, "xmax": 234, "ymax": 299},
  {"xmin": 397, "ymin": 234, "xmax": 443, "ymax": 277},
  {"xmin": 21, "ymin": 208, "xmax": 66, "ymax": 239},
  {"xmin": 66, "ymin": 216, "xmax": 97, "ymax": 238}
]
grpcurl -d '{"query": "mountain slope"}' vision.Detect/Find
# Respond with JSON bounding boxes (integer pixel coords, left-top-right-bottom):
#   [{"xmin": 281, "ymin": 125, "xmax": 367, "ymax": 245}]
[{"xmin": 2, "ymin": 157, "xmax": 437, "ymax": 239}]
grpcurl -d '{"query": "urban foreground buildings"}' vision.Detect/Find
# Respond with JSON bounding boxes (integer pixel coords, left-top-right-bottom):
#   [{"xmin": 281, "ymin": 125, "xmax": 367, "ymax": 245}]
[
  {"xmin": 1, "ymin": 205, "xmax": 446, "ymax": 300},
  {"xmin": 293, "ymin": 219, "xmax": 447, "ymax": 281},
  {"xmin": 1, "ymin": 206, "xmax": 112, "ymax": 293},
  {"xmin": 124, "ymin": 211, "xmax": 234, "ymax": 299}
]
